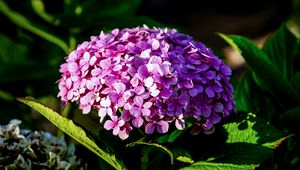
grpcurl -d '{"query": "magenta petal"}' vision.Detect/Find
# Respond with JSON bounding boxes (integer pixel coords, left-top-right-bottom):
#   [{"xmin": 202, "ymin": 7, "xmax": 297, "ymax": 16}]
[
  {"xmin": 160, "ymin": 89, "xmax": 172, "ymax": 99},
  {"xmin": 156, "ymin": 121, "xmax": 169, "ymax": 134},
  {"xmin": 137, "ymin": 65, "xmax": 149, "ymax": 78},
  {"xmin": 104, "ymin": 120, "xmax": 114, "ymax": 130},
  {"xmin": 109, "ymin": 92, "xmax": 119, "ymax": 102},
  {"xmin": 145, "ymin": 123, "xmax": 155, "ymax": 134},
  {"xmin": 122, "ymin": 110, "xmax": 132, "ymax": 122}
]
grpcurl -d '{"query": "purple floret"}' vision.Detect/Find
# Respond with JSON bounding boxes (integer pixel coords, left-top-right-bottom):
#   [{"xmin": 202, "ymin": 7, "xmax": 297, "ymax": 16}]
[{"xmin": 57, "ymin": 25, "xmax": 235, "ymax": 139}]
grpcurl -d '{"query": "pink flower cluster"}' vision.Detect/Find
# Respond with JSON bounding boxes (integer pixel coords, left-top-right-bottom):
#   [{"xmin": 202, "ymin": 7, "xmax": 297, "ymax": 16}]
[{"xmin": 57, "ymin": 26, "xmax": 235, "ymax": 140}]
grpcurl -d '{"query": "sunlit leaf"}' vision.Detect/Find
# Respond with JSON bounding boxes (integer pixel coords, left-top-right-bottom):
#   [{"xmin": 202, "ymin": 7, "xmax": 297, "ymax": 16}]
[
  {"xmin": 180, "ymin": 161, "xmax": 257, "ymax": 170},
  {"xmin": 17, "ymin": 97, "xmax": 127, "ymax": 170},
  {"xmin": 208, "ymin": 112, "xmax": 289, "ymax": 165}
]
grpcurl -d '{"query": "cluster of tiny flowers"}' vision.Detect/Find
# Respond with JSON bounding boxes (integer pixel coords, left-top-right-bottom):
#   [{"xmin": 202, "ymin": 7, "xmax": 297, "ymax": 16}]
[{"xmin": 58, "ymin": 25, "xmax": 235, "ymax": 140}]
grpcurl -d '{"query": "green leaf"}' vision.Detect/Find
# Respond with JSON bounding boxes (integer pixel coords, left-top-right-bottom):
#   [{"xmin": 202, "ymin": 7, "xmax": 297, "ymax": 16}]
[
  {"xmin": 31, "ymin": 0, "xmax": 55, "ymax": 24},
  {"xmin": 155, "ymin": 123, "xmax": 192, "ymax": 143},
  {"xmin": 262, "ymin": 23, "xmax": 298, "ymax": 79},
  {"xmin": 180, "ymin": 161, "xmax": 257, "ymax": 170},
  {"xmin": 0, "ymin": 0, "xmax": 69, "ymax": 53},
  {"xmin": 127, "ymin": 141, "xmax": 174, "ymax": 164},
  {"xmin": 177, "ymin": 156, "xmax": 194, "ymax": 164},
  {"xmin": 281, "ymin": 105, "xmax": 300, "ymax": 131},
  {"xmin": 0, "ymin": 33, "xmax": 28, "ymax": 64},
  {"xmin": 220, "ymin": 34, "xmax": 300, "ymax": 105},
  {"xmin": 232, "ymin": 71, "xmax": 253, "ymax": 112},
  {"xmin": 207, "ymin": 112, "xmax": 289, "ymax": 166},
  {"xmin": 17, "ymin": 97, "xmax": 126, "ymax": 170},
  {"xmin": 291, "ymin": 72, "xmax": 300, "ymax": 97}
]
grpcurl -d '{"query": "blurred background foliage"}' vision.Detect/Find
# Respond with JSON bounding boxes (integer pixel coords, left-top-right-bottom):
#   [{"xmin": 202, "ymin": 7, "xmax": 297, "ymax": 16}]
[{"xmin": 0, "ymin": 0, "xmax": 299, "ymax": 169}]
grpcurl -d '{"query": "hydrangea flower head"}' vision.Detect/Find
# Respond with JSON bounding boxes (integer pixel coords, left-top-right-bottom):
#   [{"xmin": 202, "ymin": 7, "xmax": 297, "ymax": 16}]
[{"xmin": 57, "ymin": 26, "xmax": 235, "ymax": 140}]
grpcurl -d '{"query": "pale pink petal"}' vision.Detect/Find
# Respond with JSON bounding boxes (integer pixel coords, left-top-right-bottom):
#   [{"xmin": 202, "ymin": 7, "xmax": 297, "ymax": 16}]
[
  {"xmin": 143, "ymin": 102, "xmax": 152, "ymax": 109},
  {"xmin": 91, "ymin": 67, "xmax": 101, "ymax": 76},
  {"xmin": 130, "ymin": 77, "xmax": 139, "ymax": 87},
  {"xmin": 175, "ymin": 119, "xmax": 185, "ymax": 130},
  {"xmin": 144, "ymin": 77, "xmax": 154, "ymax": 88},
  {"xmin": 113, "ymin": 82, "xmax": 126, "ymax": 94},
  {"xmin": 150, "ymin": 89, "xmax": 160, "ymax": 97},
  {"xmin": 100, "ymin": 58, "xmax": 111, "ymax": 69},
  {"xmin": 82, "ymin": 105, "xmax": 91, "ymax": 114},
  {"xmin": 117, "ymin": 98, "xmax": 125, "ymax": 107},
  {"xmin": 122, "ymin": 91, "xmax": 132, "ymax": 100},
  {"xmin": 130, "ymin": 107, "xmax": 141, "ymax": 117},
  {"xmin": 118, "ymin": 119, "xmax": 125, "ymax": 127},
  {"xmin": 83, "ymin": 52, "xmax": 90, "ymax": 60},
  {"xmin": 132, "ymin": 117, "xmax": 144, "ymax": 128},
  {"xmin": 140, "ymin": 49, "xmax": 151, "ymax": 58},
  {"xmin": 134, "ymin": 96, "xmax": 144, "ymax": 107},
  {"xmin": 68, "ymin": 62, "xmax": 79, "ymax": 73},
  {"xmin": 134, "ymin": 86, "xmax": 145, "ymax": 95},
  {"xmin": 112, "ymin": 126, "xmax": 120, "ymax": 135},
  {"xmin": 100, "ymin": 98, "xmax": 111, "ymax": 107},
  {"xmin": 118, "ymin": 129, "xmax": 129, "ymax": 140},
  {"xmin": 152, "ymin": 39, "xmax": 160, "ymax": 50},
  {"xmin": 113, "ymin": 65, "xmax": 122, "ymax": 71},
  {"xmin": 142, "ymin": 108, "xmax": 151, "ymax": 116},
  {"xmin": 89, "ymin": 56, "xmax": 97, "ymax": 65}
]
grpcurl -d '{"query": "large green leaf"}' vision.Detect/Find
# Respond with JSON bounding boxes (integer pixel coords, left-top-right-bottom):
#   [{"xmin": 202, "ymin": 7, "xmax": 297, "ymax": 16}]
[
  {"xmin": 17, "ymin": 97, "xmax": 126, "ymax": 170},
  {"xmin": 220, "ymin": 33, "xmax": 300, "ymax": 106},
  {"xmin": 208, "ymin": 113, "xmax": 288, "ymax": 165},
  {"xmin": 180, "ymin": 161, "xmax": 257, "ymax": 170},
  {"xmin": 262, "ymin": 23, "xmax": 298, "ymax": 79}
]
